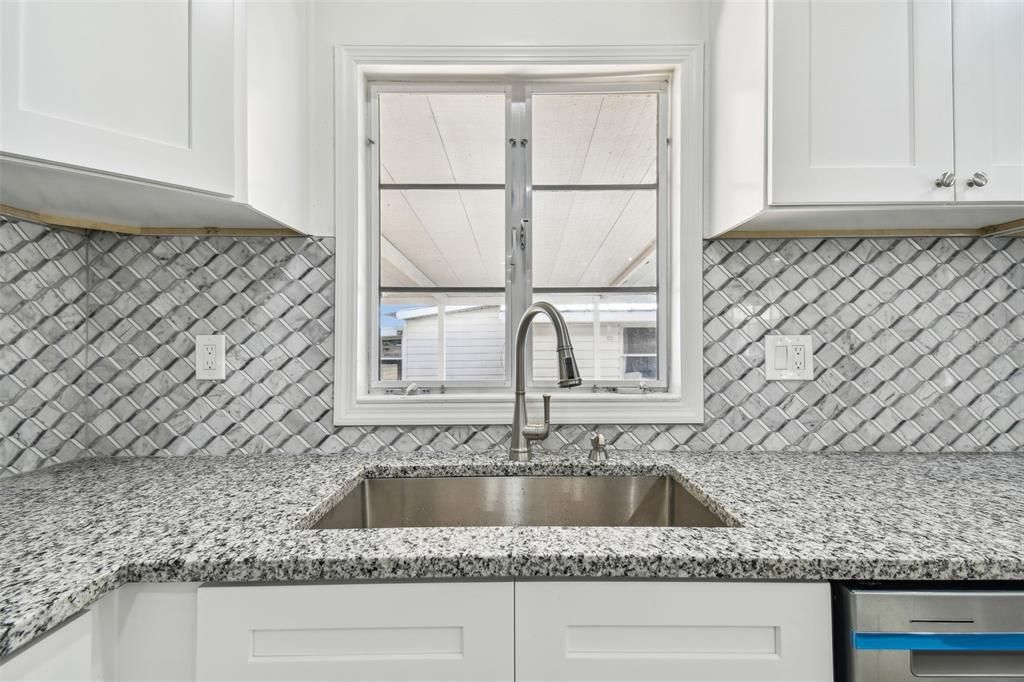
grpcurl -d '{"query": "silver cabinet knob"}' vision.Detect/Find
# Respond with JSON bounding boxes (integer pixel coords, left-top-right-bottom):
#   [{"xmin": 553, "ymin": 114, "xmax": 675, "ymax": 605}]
[
  {"xmin": 934, "ymin": 172, "xmax": 956, "ymax": 188},
  {"xmin": 967, "ymin": 171, "xmax": 989, "ymax": 188}
]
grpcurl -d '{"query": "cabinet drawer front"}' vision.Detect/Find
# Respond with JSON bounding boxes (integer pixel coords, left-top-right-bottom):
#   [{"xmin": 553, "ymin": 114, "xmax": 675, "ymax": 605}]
[
  {"xmin": 195, "ymin": 582, "xmax": 513, "ymax": 681},
  {"xmin": 515, "ymin": 581, "xmax": 832, "ymax": 681}
]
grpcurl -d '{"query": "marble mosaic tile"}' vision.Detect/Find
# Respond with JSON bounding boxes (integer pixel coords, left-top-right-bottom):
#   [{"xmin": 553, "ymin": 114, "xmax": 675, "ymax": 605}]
[
  {"xmin": 0, "ymin": 219, "xmax": 95, "ymax": 476},
  {"xmin": 1, "ymin": 216, "xmax": 1022, "ymax": 475}
]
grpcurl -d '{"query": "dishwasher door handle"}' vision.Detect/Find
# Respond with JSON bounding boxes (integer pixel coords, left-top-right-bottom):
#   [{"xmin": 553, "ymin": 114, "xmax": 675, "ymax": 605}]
[{"xmin": 854, "ymin": 632, "xmax": 1024, "ymax": 651}]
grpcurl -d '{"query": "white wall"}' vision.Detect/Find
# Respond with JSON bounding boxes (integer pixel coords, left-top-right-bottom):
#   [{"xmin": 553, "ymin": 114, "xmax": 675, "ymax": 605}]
[{"xmin": 308, "ymin": 0, "xmax": 708, "ymax": 235}]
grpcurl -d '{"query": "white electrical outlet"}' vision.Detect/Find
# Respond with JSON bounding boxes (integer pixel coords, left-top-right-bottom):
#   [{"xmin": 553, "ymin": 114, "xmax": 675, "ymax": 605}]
[
  {"xmin": 195, "ymin": 334, "xmax": 226, "ymax": 380},
  {"xmin": 765, "ymin": 335, "xmax": 813, "ymax": 380},
  {"xmin": 792, "ymin": 344, "xmax": 806, "ymax": 371}
]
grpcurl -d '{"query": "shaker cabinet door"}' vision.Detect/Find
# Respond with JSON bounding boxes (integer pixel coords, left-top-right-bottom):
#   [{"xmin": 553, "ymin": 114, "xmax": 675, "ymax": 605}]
[
  {"xmin": 196, "ymin": 582, "xmax": 514, "ymax": 681},
  {"xmin": 515, "ymin": 581, "xmax": 833, "ymax": 681},
  {"xmin": 953, "ymin": 0, "xmax": 1024, "ymax": 202},
  {"xmin": 0, "ymin": 0, "xmax": 235, "ymax": 195},
  {"xmin": 770, "ymin": 0, "xmax": 955, "ymax": 205}
]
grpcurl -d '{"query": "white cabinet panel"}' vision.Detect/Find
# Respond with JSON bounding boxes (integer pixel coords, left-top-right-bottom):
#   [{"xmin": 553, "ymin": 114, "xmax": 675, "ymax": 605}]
[
  {"xmin": 92, "ymin": 583, "xmax": 199, "ymax": 682},
  {"xmin": 954, "ymin": 0, "xmax": 1024, "ymax": 202},
  {"xmin": 515, "ymin": 581, "xmax": 833, "ymax": 681},
  {"xmin": 770, "ymin": 0, "xmax": 955, "ymax": 204},
  {"xmin": 0, "ymin": 614, "xmax": 92, "ymax": 682},
  {"xmin": 0, "ymin": 0, "xmax": 234, "ymax": 195},
  {"xmin": 195, "ymin": 582, "xmax": 514, "ymax": 681}
]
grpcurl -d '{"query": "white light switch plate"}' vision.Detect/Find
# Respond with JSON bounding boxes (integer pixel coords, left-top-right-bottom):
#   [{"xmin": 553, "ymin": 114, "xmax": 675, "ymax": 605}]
[
  {"xmin": 765, "ymin": 335, "xmax": 813, "ymax": 380},
  {"xmin": 195, "ymin": 334, "xmax": 226, "ymax": 380}
]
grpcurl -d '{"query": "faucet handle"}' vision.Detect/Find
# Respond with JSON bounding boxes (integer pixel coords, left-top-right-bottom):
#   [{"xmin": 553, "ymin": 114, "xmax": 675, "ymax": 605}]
[
  {"xmin": 522, "ymin": 394, "xmax": 552, "ymax": 443},
  {"xmin": 589, "ymin": 432, "xmax": 607, "ymax": 463}
]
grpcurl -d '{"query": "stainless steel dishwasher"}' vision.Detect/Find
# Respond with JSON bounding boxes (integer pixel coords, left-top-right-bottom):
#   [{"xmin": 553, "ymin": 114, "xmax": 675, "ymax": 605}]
[{"xmin": 840, "ymin": 586, "xmax": 1024, "ymax": 681}]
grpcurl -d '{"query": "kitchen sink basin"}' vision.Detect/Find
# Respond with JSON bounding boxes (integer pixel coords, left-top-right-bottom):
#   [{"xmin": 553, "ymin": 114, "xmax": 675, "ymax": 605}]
[{"xmin": 312, "ymin": 475, "xmax": 728, "ymax": 529}]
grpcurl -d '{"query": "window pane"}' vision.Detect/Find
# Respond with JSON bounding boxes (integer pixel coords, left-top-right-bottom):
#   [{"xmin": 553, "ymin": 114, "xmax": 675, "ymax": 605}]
[
  {"xmin": 531, "ymin": 293, "xmax": 658, "ymax": 382},
  {"xmin": 380, "ymin": 292, "xmax": 506, "ymax": 383},
  {"xmin": 532, "ymin": 92, "xmax": 658, "ymax": 185},
  {"xmin": 380, "ymin": 293, "xmax": 439, "ymax": 381},
  {"xmin": 379, "ymin": 93, "xmax": 505, "ymax": 184},
  {"xmin": 443, "ymin": 294, "xmax": 506, "ymax": 382},
  {"xmin": 532, "ymin": 190, "xmax": 656, "ymax": 288},
  {"xmin": 380, "ymin": 189, "xmax": 505, "ymax": 288},
  {"xmin": 624, "ymin": 327, "xmax": 656, "ymax": 354},
  {"xmin": 624, "ymin": 355, "xmax": 657, "ymax": 380}
]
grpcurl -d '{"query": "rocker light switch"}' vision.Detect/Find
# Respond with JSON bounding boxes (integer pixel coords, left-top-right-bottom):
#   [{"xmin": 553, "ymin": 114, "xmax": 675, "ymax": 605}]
[
  {"xmin": 774, "ymin": 345, "xmax": 788, "ymax": 368},
  {"xmin": 765, "ymin": 335, "xmax": 813, "ymax": 380}
]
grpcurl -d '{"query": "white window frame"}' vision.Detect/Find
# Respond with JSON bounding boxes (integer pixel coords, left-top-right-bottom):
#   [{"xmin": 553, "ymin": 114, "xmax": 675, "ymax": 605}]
[
  {"xmin": 368, "ymin": 79, "xmax": 668, "ymax": 392},
  {"xmin": 334, "ymin": 45, "xmax": 703, "ymax": 426}
]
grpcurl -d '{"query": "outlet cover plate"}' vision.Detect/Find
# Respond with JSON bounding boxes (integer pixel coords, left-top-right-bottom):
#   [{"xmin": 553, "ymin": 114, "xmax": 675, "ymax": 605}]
[
  {"xmin": 765, "ymin": 334, "xmax": 813, "ymax": 380},
  {"xmin": 195, "ymin": 334, "xmax": 226, "ymax": 380}
]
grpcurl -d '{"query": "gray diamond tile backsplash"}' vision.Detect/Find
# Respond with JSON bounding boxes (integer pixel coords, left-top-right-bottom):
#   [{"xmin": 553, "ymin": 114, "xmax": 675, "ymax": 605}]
[
  {"xmin": 1, "ymin": 220, "xmax": 94, "ymax": 476},
  {"xmin": 1, "ymin": 217, "xmax": 1022, "ymax": 476}
]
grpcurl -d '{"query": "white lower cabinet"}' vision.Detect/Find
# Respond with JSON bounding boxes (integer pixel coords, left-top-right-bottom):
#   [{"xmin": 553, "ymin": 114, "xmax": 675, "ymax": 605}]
[
  {"xmin": 0, "ymin": 580, "xmax": 833, "ymax": 682},
  {"xmin": 0, "ymin": 583, "xmax": 200, "ymax": 682},
  {"xmin": 93, "ymin": 583, "xmax": 200, "ymax": 681},
  {"xmin": 0, "ymin": 613, "xmax": 92, "ymax": 682},
  {"xmin": 195, "ymin": 582, "xmax": 515, "ymax": 681},
  {"xmin": 515, "ymin": 581, "xmax": 833, "ymax": 681}
]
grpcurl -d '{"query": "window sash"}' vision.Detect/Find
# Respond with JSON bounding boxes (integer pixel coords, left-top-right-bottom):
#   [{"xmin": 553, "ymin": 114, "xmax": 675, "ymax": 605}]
[{"xmin": 367, "ymin": 79, "xmax": 670, "ymax": 393}]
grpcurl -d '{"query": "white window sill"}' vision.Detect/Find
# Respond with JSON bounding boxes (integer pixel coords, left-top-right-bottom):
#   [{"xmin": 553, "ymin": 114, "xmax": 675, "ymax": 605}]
[{"xmin": 334, "ymin": 391, "xmax": 704, "ymax": 425}]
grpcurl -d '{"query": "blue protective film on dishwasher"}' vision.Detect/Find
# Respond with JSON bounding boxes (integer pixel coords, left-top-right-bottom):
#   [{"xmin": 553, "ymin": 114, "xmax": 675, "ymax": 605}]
[{"xmin": 854, "ymin": 632, "xmax": 1024, "ymax": 652}]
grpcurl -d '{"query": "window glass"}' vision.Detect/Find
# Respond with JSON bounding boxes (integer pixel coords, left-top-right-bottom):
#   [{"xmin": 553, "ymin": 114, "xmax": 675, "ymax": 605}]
[
  {"xmin": 376, "ymin": 92, "xmax": 507, "ymax": 382},
  {"xmin": 380, "ymin": 189, "xmax": 504, "ymax": 288},
  {"xmin": 532, "ymin": 190, "xmax": 656, "ymax": 288},
  {"xmin": 529, "ymin": 90, "xmax": 660, "ymax": 384},
  {"xmin": 442, "ymin": 294, "xmax": 506, "ymax": 381},
  {"xmin": 624, "ymin": 327, "xmax": 657, "ymax": 354},
  {"xmin": 531, "ymin": 93, "xmax": 658, "ymax": 185},
  {"xmin": 622, "ymin": 326, "xmax": 657, "ymax": 380},
  {"xmin": 372, "ymin": 85, "xmax": 663, "ymax": 389},
  {"xmin": 379, "ymin": 293, "xmax": 507, "ymax": 382},
  {"xmin": 532, "ymin": 293, "xmax": 658, "ymax": 382},
  {"xmin": 379, "ymin": 93, "xmax": 505, "ymax": 184}
]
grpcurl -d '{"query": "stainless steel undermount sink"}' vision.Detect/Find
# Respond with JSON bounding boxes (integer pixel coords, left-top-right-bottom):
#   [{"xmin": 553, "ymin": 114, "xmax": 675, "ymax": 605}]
[{"xmin": 312, "ymin": 475, "xmax": 728, "ymax": 529}]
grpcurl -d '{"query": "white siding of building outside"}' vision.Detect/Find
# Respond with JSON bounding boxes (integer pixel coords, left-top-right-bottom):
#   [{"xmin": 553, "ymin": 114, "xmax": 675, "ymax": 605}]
[
  {"xmin": 401, "ymin": 322, "xmax": 439, "ymax": 380},
  {"xmin": 400, "ymin": 306, "xmax": 654, "ymax": 382}
]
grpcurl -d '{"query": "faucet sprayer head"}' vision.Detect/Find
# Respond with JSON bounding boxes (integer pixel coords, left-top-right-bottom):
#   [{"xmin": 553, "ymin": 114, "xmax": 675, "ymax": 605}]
[{"xmin": 556, "ymin": 347, "xmax": 582, "ymax": 388}]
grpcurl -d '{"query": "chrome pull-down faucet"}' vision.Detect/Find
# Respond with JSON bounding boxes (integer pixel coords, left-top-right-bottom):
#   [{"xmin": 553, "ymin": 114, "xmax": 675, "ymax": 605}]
[{"xmin": 510, "ymin": 302, "xmax": 582, "ymax": 461}]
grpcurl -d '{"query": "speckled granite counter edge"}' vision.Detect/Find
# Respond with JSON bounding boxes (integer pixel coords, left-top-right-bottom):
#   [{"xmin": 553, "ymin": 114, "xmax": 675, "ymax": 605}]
[{"xmin": 3, "ymin": 450, "xmax": 1024, "ymax": 660}]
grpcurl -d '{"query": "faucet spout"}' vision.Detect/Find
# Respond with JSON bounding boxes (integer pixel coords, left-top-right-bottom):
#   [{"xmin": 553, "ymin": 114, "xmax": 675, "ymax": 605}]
[{"xmin": 510, "ymin": 302, "xmax": 581, "ymax": 461}]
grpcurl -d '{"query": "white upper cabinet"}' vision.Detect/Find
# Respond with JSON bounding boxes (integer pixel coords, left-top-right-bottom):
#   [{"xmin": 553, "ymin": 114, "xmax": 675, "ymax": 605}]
[
  {"xmin": 953, "ymin": 0, "xmax": 1024, "ymax": 202},
  {"xmin": 0, "ymin": 1, "xmax": 314, "ymax": 235},
  {"xmin": 707, "ymin": 0, "xmax": 1024, "ymax": 237},
  {"xmin": 1, "ymin": 0, "xmax": 234, "ymax": 196},
  {"xmin": 770, "ymin": 0, "xmax": 955, "ymax": 205}
]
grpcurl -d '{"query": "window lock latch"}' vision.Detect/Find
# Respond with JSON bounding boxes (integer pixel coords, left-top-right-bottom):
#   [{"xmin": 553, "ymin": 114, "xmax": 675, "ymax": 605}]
[{"xmin": 509, "ymin": 219, "xmax": 528, "ymax": 269}]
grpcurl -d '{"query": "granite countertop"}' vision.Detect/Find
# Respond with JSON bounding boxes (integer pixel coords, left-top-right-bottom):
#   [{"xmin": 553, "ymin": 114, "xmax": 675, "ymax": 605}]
[{"xmin": 2, "ymin": 450, "xmax": 1024, "ymax": 658}]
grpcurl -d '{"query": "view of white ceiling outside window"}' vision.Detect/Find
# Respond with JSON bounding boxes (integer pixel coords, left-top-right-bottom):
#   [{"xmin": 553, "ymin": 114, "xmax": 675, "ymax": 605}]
[{"xmin": 375, "ymin": 87, "xmax": 662, "ymax": 386}]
